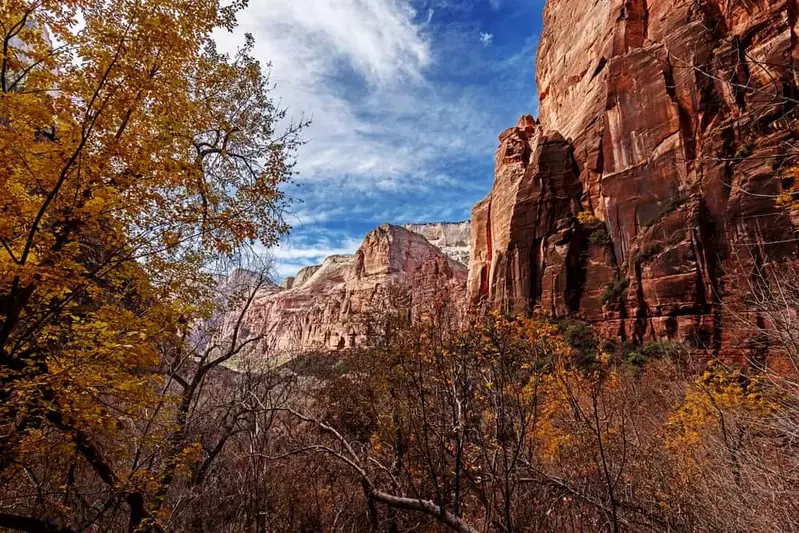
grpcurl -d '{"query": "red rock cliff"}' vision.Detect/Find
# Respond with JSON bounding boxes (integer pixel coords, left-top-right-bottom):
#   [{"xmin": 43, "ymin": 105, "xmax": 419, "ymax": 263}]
[
  {"xmin": 225, "ymin": 225, "xmax": 467, "ymax": 360},
  {"xmin": 470, "ymin": 0, "xmax": 799, "ymax": 354}
]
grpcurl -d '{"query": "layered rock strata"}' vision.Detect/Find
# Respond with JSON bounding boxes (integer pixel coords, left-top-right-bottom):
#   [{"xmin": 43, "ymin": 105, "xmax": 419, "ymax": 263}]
[
  {"xmin": 470, "ymin": 0, "xmax": 799, "ymax": 356},
  {"xmin": 404, "ymin": 222, "xmax": 471, "ymax": 265},
  {"xmin": 224, "ymin": 225, "xmax": 467, "ymax": 358}
]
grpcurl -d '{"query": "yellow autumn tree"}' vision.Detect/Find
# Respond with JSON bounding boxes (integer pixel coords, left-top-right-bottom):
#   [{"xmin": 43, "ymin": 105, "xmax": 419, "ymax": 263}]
[
  {"xmin": 0, "ymin": 1, "xmax": 302, "ymax": 531},
  {"xmin": 664, "ymin": 362, "xmax": 798, "ymax": 532}
]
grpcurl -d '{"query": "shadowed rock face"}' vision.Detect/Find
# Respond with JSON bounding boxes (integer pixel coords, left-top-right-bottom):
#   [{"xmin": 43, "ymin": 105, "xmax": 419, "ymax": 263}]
[
  {"xmin": 225, "ymin": 225, "xmax": 467, "ymax": 358},
  {"xmin": 470, "ymin": 0, "xmax": 799, "ymax": 356}
]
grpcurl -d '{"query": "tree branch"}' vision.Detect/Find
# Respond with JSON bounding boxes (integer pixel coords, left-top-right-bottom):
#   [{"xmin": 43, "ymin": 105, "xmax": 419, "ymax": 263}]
[{"xmin": 0, "ymin": 513, "xmax": 77, "ymax": 533}]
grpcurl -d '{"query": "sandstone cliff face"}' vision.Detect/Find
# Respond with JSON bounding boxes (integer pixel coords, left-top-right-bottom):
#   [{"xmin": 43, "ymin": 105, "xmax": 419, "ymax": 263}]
[
  {"xmin": 226, "ymin": 225, "xmax": 467, "ymax": 358},
  {"xmin": 404, "ymin": 221, "xmax": 471, "ymax": 265},
  {"xmin": 471, "ymin": 0, "xmax": 799, "ymax": 355},
  {"xmin": 293, "ymin": 265, "xmax": 322, "ymax": 288}
]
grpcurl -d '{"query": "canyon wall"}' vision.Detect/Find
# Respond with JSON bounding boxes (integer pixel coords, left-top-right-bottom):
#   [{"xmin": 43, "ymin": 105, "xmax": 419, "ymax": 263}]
[
  {"xmin": 222, "ymin": 224, "xmax": 467, "ymax": 359},
  {"xmin": 404, "ymin": 221, "xmax": 471, "ymax": 265},
  {"xmin": 470, "ymin": 0, "xmax": 799, "ymax": 355}
]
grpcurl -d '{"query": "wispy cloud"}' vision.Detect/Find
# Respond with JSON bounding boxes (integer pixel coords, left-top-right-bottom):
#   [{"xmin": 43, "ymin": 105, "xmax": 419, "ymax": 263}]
[
  {"xmin": 212, "ymin": 0, "xmax": 543, "ymax": 278},
  {"xmin": 245, "ymin": 0, "xmax": 431, "ymax": 86},
  {"xmin": 214, "ymin": 0, "xmax": 501, "ymax": 191},
  {"xmin": 272, "ymin": 239, "xmax": 362, "ymax": 261},
  {"xmin": 270, "ymin": 236, "xmax": 362, "ymax": 278}
]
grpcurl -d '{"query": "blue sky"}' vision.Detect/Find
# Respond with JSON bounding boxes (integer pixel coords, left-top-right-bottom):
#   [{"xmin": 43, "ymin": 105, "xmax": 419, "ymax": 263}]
[{"xmin": 214, "ymin": 0, "xmax": 546, "ymax": 278}]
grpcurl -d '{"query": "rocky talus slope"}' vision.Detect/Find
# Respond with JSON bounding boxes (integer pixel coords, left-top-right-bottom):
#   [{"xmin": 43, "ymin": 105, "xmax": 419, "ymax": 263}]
[
  {"xmin": 221, "ymin": 225, "xmax": 467, "ymax": 357},
  {"xmin": 469, "ymin": 0, "xmax": 799, "ymax": 355}
]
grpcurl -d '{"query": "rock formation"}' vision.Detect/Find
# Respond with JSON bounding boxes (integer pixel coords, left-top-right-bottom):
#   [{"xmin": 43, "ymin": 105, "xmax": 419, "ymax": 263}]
[
  {"xmin": 404, "ymin": 222, "xmax": 471, "ymax": 265},
  {"xmin": 275, "ymin": 264, "xmax": 323, "ymax": 291},
  {"xmin": 293, "ymin": 265, "xmax": 322, "ymax": 288},
  {"xmin": 223, "ymin": 225, "xmax": 467, "ymax": 358},
  {"xmin": 470, "ymin": 0, "xmax": 799, "ymax": 355}
]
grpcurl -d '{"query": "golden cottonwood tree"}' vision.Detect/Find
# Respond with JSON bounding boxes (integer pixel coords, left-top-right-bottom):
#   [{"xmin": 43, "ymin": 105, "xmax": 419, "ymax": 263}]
[{"xmin": 0, "ymin": 0, "xmax": 302, "ymax": 531}]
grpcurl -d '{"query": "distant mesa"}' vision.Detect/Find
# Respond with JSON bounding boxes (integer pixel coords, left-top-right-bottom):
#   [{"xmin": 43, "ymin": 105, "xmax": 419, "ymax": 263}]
[{"xmin": 293, "ymin": 264, "xmax": 322, "ymax": 288}]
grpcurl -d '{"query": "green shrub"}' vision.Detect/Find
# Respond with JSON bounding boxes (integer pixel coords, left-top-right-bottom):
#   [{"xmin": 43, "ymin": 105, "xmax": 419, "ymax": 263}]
[
  {"xmin": 286, "ymin": 353, "xmax": 346, "ymax": 378},
  {"xmin": 615, "ymin": 340, "xmax": 689, "ymax": 367},
  {"xmin": 578, "ymin": 212, "xmax": 612, "ymax": 246},
  {"xmin": 558, "ymin": 319, "xmax": 602, "ymax": 371},
  {"xmin": 625, "ymin": 350, "xmax": 648, "ymax": 366},
  {"xmin": 735, "ymin": 142, "xmax": 754, "ymax": 160},
  {"xmin": 560, "ymin": 319, "xmax": 598, "ymax": 352},
  {"xmin": 640, "ymin": 340, "xmax": 688, "ymax": 361},
  {"xmin": 588, "ymin": 227, "xmax": 612, "ymax": 246},
  {"xmin": 600, "ymin": 276, "xmax": 629, "ymax": 306}
]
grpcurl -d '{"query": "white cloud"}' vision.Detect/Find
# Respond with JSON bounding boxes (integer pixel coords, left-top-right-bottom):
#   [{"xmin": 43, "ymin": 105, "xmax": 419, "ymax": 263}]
[
  {"xmin": 274, "ymin": 262, "xmax": 309, "ymax": 279},
  {"xmin": 488, "ymin": 0, "xmax": 501, "ymax": 10},
  {"xmin": 270, "ymin": 236, "xmax": 362, "ymax": 279},
  {"xmin": 210, "ymin": 0, "xmax": 538, "ymax": 277},
  {"xmin": 271, "ymin": 238, "xmax": 362, "ymax": 261},
  {"xmin": 480, "ymin": 32, "xmax": 493, "ymax": 46},
  {"xmin": 212, "ymin": 0, "xmax": 500, "ymax": 192},
  {"xmin": 254, "ymin": 0, "xmax": 430, "ymax": 86},
  {"xmin": 283, "ymin": 205, "xmax": 340, "ymax": 227}
]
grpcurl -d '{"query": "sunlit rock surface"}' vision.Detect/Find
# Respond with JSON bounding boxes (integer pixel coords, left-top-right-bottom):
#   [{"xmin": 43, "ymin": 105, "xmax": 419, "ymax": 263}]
[
  {"xmin": 404, "ymin": 221, "xmax": 471, "ymax": 265},
  {"xmin": 470, "ymin": 0, "xmax": 799, "ymax": 356},
  {"xmin": 221, "ymin": 225, "xmax": 467, "ymax": 359}
]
